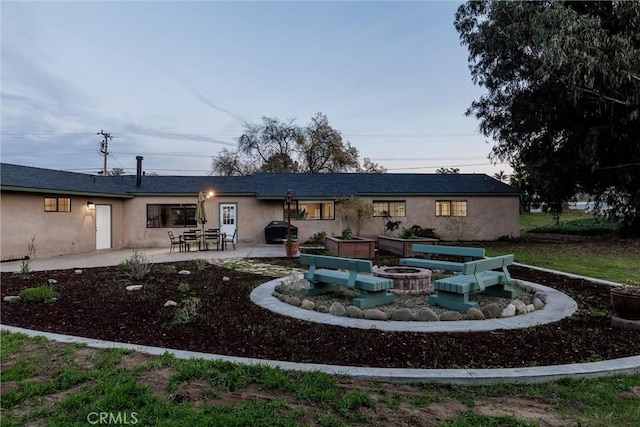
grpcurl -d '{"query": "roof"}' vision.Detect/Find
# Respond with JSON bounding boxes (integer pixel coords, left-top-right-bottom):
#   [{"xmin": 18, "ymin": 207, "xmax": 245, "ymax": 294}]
[{"xmin": 1, "ymin": 163, "xmax": 521, "ymax": 199}]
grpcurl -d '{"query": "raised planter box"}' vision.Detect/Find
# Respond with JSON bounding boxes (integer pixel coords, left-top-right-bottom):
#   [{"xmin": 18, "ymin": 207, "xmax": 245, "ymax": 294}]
[
  {"xmin": 325, "ymin": 236, "xmax": 376, "ymax": 259},
  {"xmin": 377, "ymin": 236, "xmax": 439, "ymax": 257}
]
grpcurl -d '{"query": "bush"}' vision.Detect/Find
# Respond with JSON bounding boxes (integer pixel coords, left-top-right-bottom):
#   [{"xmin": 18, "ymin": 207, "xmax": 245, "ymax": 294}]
[
  {"xmin": 119, "ymin": 251, "xmax": 151, "ymax": 282},
  {"xmin": 19, "ymin": 285, "xmax": 57, "ymax": 303},
  {"xmin": 398, "ymin": 225, "xmax": 439, "ymax": 239},
  {"xmin": 173, "ymin": 297, "xmax": 202, "ymax": 325},
  {"xmin": 530, "ymin": 218, "xmax": 619, "ymax": 236},
  {"xmin": 306, "ymin": 231, "xmax": 327, "ymax": 245},
  {"xmin": 341, "ymin": 228, "xmax": 353, "ymax": 240}
]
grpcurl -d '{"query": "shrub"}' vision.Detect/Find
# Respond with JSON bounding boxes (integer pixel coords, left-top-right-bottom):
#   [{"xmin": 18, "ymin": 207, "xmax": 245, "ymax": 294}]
[
  {"xmin": 178, "ymin": 282, "xmax": 190, "ymax": 293},
  {"xmin": 530, "ymin": 217, "xmax": 619, "ymax": 236},
  {"xmin": 398, "ymin": 225, "xmax": 438, "ymax": 239},
  {"xmin": 119, "ymin": 251, "xmax": 151, "ymax": 282},
  {"xmin": 341, "ymin": 228, "xmax": 353, "ymax": 240},
  {"xmin": 173, "ymin": 297, "xmax": 202, "ymax": 325},
  {"xmin": 19, "ymin": 285, "xmax": 57, "ymax": 303},
  {"xmin": 307, "ymin": 231, "xmax": 327, "ymax": 245}
]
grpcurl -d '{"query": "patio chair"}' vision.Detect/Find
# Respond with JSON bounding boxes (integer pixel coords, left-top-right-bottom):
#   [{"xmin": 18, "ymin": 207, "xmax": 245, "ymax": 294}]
[
  {"xmin": 223, "ymin": 229, "xmax": 237, "ymax": 250},
  {"xmin": 182, "ymin": 231, "xmax": 200, "ymax": 251},
  {"xmin": 203, "ymin": 229, "xmax": 220, "ymax": 251},
  {"xmin": 167, "ymin": 231, "xmax": 183, "ymax": 253}
]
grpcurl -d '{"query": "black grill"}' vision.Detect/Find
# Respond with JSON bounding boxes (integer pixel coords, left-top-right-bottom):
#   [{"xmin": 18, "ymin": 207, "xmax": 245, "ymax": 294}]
[{"xmin": 264, "ymin": 221, "xmax": 298, "ymax": 244}]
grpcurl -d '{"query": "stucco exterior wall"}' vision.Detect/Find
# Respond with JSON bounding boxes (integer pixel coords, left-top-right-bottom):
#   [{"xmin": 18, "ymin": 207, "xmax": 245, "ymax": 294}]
[
  {"xmin": 332, "ymin": 196, "xmax": 520, "ymax": 242},
  {"xmin": 0, "ymin": 192, "xmax": 126, "ymax": 260},
  {"xmin": 1, "ymin": 191, "xmax": 520, "ymax": 260}
]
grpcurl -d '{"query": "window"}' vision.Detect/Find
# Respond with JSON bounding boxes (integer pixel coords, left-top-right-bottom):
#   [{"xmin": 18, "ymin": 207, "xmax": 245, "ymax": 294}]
[
  {"xmin": 373, "ymin": 201, "xmax": 406, "ymax": 217},
  {"xmin": 44, "ymin": 197, "xmax": 71, "ymax": 212},
  {"xmin": 147, "ymin": 204, "xmax": 197, "ymax": 228},
  {"xmin": 283, "ymin": 201, "xmax": 334, "ymax": 220},
  {"xmin": 436, "ymin": 200, "xmax": 467, "ymax": 217}
]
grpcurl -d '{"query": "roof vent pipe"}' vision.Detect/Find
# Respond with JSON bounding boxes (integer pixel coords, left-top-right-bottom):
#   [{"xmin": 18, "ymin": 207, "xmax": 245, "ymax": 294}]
[{"xmin": 136, "ymin": 156, "xmax": 143, "ymax": 187}]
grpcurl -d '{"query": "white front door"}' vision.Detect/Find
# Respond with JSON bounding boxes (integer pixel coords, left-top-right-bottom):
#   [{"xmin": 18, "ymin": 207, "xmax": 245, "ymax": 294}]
[
  {"xmin": 219, "ymin": 203, "xmax": 237, "ymax": 242},
  {"xmin": 95, "ymin": 205, "xmax": 112, "ymax": 250}
]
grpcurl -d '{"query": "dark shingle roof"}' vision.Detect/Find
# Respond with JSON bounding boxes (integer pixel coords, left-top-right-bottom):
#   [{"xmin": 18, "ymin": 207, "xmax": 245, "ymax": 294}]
[{"xmin": 1, "ymin": 163, "xmax": 521, "ymax": 198}]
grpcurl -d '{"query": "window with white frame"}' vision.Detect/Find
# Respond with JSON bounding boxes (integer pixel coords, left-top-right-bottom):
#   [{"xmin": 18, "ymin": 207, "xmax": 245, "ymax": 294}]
[{"xmin": 435, "ymin": 200, "xmax": 467, "ymax": 217}]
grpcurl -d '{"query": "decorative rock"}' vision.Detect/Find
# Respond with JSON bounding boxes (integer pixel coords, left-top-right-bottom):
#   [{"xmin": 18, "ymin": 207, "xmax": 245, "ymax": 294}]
[
  {"xmin": 347, "ymin": 306, "xmax": 364, "ymax": 318},
  {"xmin": 391, "ymin": 308, "xmax": 414, "ymax": 321},
  {"xmin": 48, "ymin": 279, "xmax": 57, "ymax": 285},
  {"xmin": 465, "ymin": 307, "xmax": 485, "ymax": 320},
  {"xmin": 526, "ymin": 304, "xmax": 535, "ymax": 313},
  {"xmin": 288, "ymin": 296, "xmax": 302, "ymax": 307},
  {"xmin": 329, "ymin": 302, "xmax": 347, "ymax": 317},
  {"xmin": 126, "ymin": 285, "xmax": 143, "ymax": 291},
  {"xmin": 481, "ymin": 303, "xmax": 502, "ymax": 319},
  {"xmin": 222, "ymin": 276, "xmax": 230, "ymax": 282},
  {"xmin": 533, "ymin": 297, "xmax": 545, "ymax": 310},
  {"xmin": 317, "ymin": 306, "xmax": 329, "ymax": 313},
  {"xmin": 501, "ymin": 304, "xmax": 516, "ymax": 318},
  {"xmin": 283, "ymin": 296, "xmax": 291, "ymax": 304},
  {"xmin": 178, "ymin": 270, "xmax": 191, "ymax": 275},
  {"xmin": 301, "ymin": 299, "xmax": 315, "ymax": 310},
  {"xmin": 512, "ymin": 299, "xmax": 527, "ymax": 315},
  {"xmin": 3, "ymin": 296, "xmax": 21, "ymax": 303},
  {"xmin": 277, "ymin": 294, "xmax": 287, "ymax": 302},
  {"xmin": 74, "ymin": 269, "xmax": 82, "ymax": 275},
  {"xmin": 440, "ymin": 311, "xmax": 463, "ymax": 321},
  {"xmin": 364, "ymin": 309, "xmax": 387, "ymax": 321},
  {"xmin": 415, "ymin": 307, "xmax": 440, "ymax": 322},
  {"xmin": 164, "ymin": 300, "xmax": 178, "ymax": 307},
  {"xmin": 274, "ymin": 284, "xmax": 284, "ymax": 293},
  {"xmin": 534, "ymin": 291, "xmax": 547, "ymax": 304}
]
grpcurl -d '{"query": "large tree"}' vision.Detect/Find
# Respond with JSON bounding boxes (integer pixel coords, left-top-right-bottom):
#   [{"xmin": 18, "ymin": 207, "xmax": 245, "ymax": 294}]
[
  {"xmin": 455, "ymin": 1, "xmax": 640, "ymax": 235},
  {"xmin": 212, "ymin": 113, "xmax": 377, "ymax": 175}
]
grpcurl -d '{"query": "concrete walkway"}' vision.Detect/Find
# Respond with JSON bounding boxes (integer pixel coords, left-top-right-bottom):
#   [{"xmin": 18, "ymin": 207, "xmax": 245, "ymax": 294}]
[{"xmin": 2, "ymin": 246, "xmax": 639, "ymax": 384}]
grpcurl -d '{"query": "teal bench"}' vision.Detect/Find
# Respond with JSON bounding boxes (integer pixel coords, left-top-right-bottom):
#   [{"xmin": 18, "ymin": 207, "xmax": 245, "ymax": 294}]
[
  {"xmin": 428, "ymin": 254, "xmax": 517, "ymax": 312},
  {"xmin": 399, "ymin": 245, "xmax": 485, "ymax": 272},
  {"xmin": 300, "ymin": 254, "xmax": 395, "ymax": 309}
]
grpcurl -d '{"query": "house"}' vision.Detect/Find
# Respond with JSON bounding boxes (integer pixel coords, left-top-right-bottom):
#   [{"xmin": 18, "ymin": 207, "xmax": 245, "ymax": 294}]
[{"xmin": 0, "ymin": 159, "xmax": 522, "ymax": 260}]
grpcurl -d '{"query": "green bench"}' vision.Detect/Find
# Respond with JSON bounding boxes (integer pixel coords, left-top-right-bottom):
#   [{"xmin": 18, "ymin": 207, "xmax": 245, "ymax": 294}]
[
  {"xmin": 399, "ymin": 245, "xmax": 486, "ymax": 272},
  {"xmin": 428, "ymin": 254, "xmax": 517, "ymax": 312},
  {"xmin": 300, "ymin": 254, "xmax": 395, "ymax": 309}
]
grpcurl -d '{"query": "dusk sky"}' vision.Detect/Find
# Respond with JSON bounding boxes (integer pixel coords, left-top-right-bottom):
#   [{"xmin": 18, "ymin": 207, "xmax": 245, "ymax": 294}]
[{"xmin": 1, "ymin": 1, "xmax": 512, "ymax": 177}]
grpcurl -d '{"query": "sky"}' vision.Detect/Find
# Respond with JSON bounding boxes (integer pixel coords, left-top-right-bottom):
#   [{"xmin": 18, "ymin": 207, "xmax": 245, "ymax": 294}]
[{"xmin": 1, "ymin": 1, "xmax": 512, "ymax": 177}]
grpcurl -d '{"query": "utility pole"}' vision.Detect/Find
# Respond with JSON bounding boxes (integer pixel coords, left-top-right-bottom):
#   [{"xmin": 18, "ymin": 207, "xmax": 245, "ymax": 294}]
[{"xmin": 97, "ymin": 130, "xmax": 113, "ymax": 175}]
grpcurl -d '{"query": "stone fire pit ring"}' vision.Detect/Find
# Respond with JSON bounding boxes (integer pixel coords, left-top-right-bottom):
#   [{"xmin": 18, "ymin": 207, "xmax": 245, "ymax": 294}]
[{"xmin": 373, "ymin": 266, "xmax": 433, "ymax": 294}]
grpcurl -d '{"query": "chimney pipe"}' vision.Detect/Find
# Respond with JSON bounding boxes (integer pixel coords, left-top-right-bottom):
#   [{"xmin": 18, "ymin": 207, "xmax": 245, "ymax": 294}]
[{"xmin": 136, "ymin": 156, "xmax": 143, "ymax": 187}]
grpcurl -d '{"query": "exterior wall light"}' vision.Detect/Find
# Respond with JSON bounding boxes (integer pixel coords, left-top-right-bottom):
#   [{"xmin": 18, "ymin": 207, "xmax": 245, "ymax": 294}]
[{"xmin": 87, "ymin": 201, "xmax": 96, "ymax": 210}]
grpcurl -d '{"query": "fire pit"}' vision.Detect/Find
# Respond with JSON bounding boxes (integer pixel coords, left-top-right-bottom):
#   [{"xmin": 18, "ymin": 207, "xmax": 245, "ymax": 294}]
[{"xmin": 373, "ymin": 266, "xmax": 433, "ymax": 294}]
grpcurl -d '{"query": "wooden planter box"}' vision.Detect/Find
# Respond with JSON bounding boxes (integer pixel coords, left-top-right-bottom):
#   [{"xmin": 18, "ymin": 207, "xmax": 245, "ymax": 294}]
[
  {"xmin": 325, "ymin": 236, "xmax": 376, "ymax": 259},
  {"xmin": 377, "ymin": 236, "xmax": 439, "ymax": 257}
]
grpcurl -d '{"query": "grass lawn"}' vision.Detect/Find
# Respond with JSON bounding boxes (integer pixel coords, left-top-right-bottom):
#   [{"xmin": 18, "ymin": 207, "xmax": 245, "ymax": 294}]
[
  {"xmin": 483, "ymin": 211, "xmax": 640, "ymax": 283},
  {"xmin": 2, "ymin": 332, "xmax": 639, "ymax": 426}
]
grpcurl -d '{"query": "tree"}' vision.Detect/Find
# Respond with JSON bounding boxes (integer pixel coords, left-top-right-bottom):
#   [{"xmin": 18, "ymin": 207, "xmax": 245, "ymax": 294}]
[
  {"xmin": 238, "ymin": 117, "xmax": 302, "ymax": 173},
  {"xmin": 359, "ymin": 158, "xmax": 387, "ymax": 173},
  {"xmin": 493, "ymin": 170, "xmax": 508, "ymax": 182},
  {"xmin": 298, "ymin": 113, "xmax": 359, "ymax": 173},
  {"xmin": 211, "ymin": 113, "xmax": 371, "ymax": 175},
  {"xmin": 455, "ymin": 1, "xmax": 640, "ymax": 235},
  {"xmin": 436, "ymin": 167, "xmax": 460, "ymax": 174}
]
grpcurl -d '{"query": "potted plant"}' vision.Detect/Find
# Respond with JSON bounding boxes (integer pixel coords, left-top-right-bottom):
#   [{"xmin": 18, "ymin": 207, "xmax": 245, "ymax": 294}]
[
  {"xmin": 610, "ymin": 281, "xmax": 640, "ymax": 320},
  {"xmin": 285, "ymin": 236, "xmax": 299, "ymax": 258}
]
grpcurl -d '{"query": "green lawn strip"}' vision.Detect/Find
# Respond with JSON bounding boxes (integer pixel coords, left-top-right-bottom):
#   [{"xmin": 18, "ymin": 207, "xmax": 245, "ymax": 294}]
[
  {"xmin": 1, "ymin": 333, "xmax": 639, "ymax": 425},
  {"xmin": 484, "ymin": 241, "xmax": 640, "ymax": 283}
]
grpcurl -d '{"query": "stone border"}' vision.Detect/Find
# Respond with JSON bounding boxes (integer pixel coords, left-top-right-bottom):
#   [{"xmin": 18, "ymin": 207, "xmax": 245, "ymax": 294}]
[{"xmin": 251, "ymin": 274, "xmax": 578, "ymax": 332}]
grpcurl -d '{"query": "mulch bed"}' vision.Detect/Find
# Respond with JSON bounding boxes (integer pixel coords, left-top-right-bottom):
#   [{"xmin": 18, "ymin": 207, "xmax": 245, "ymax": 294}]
[{"xmin": 1, "ymin": 261, "xmax": 638, "ymax": 369}]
